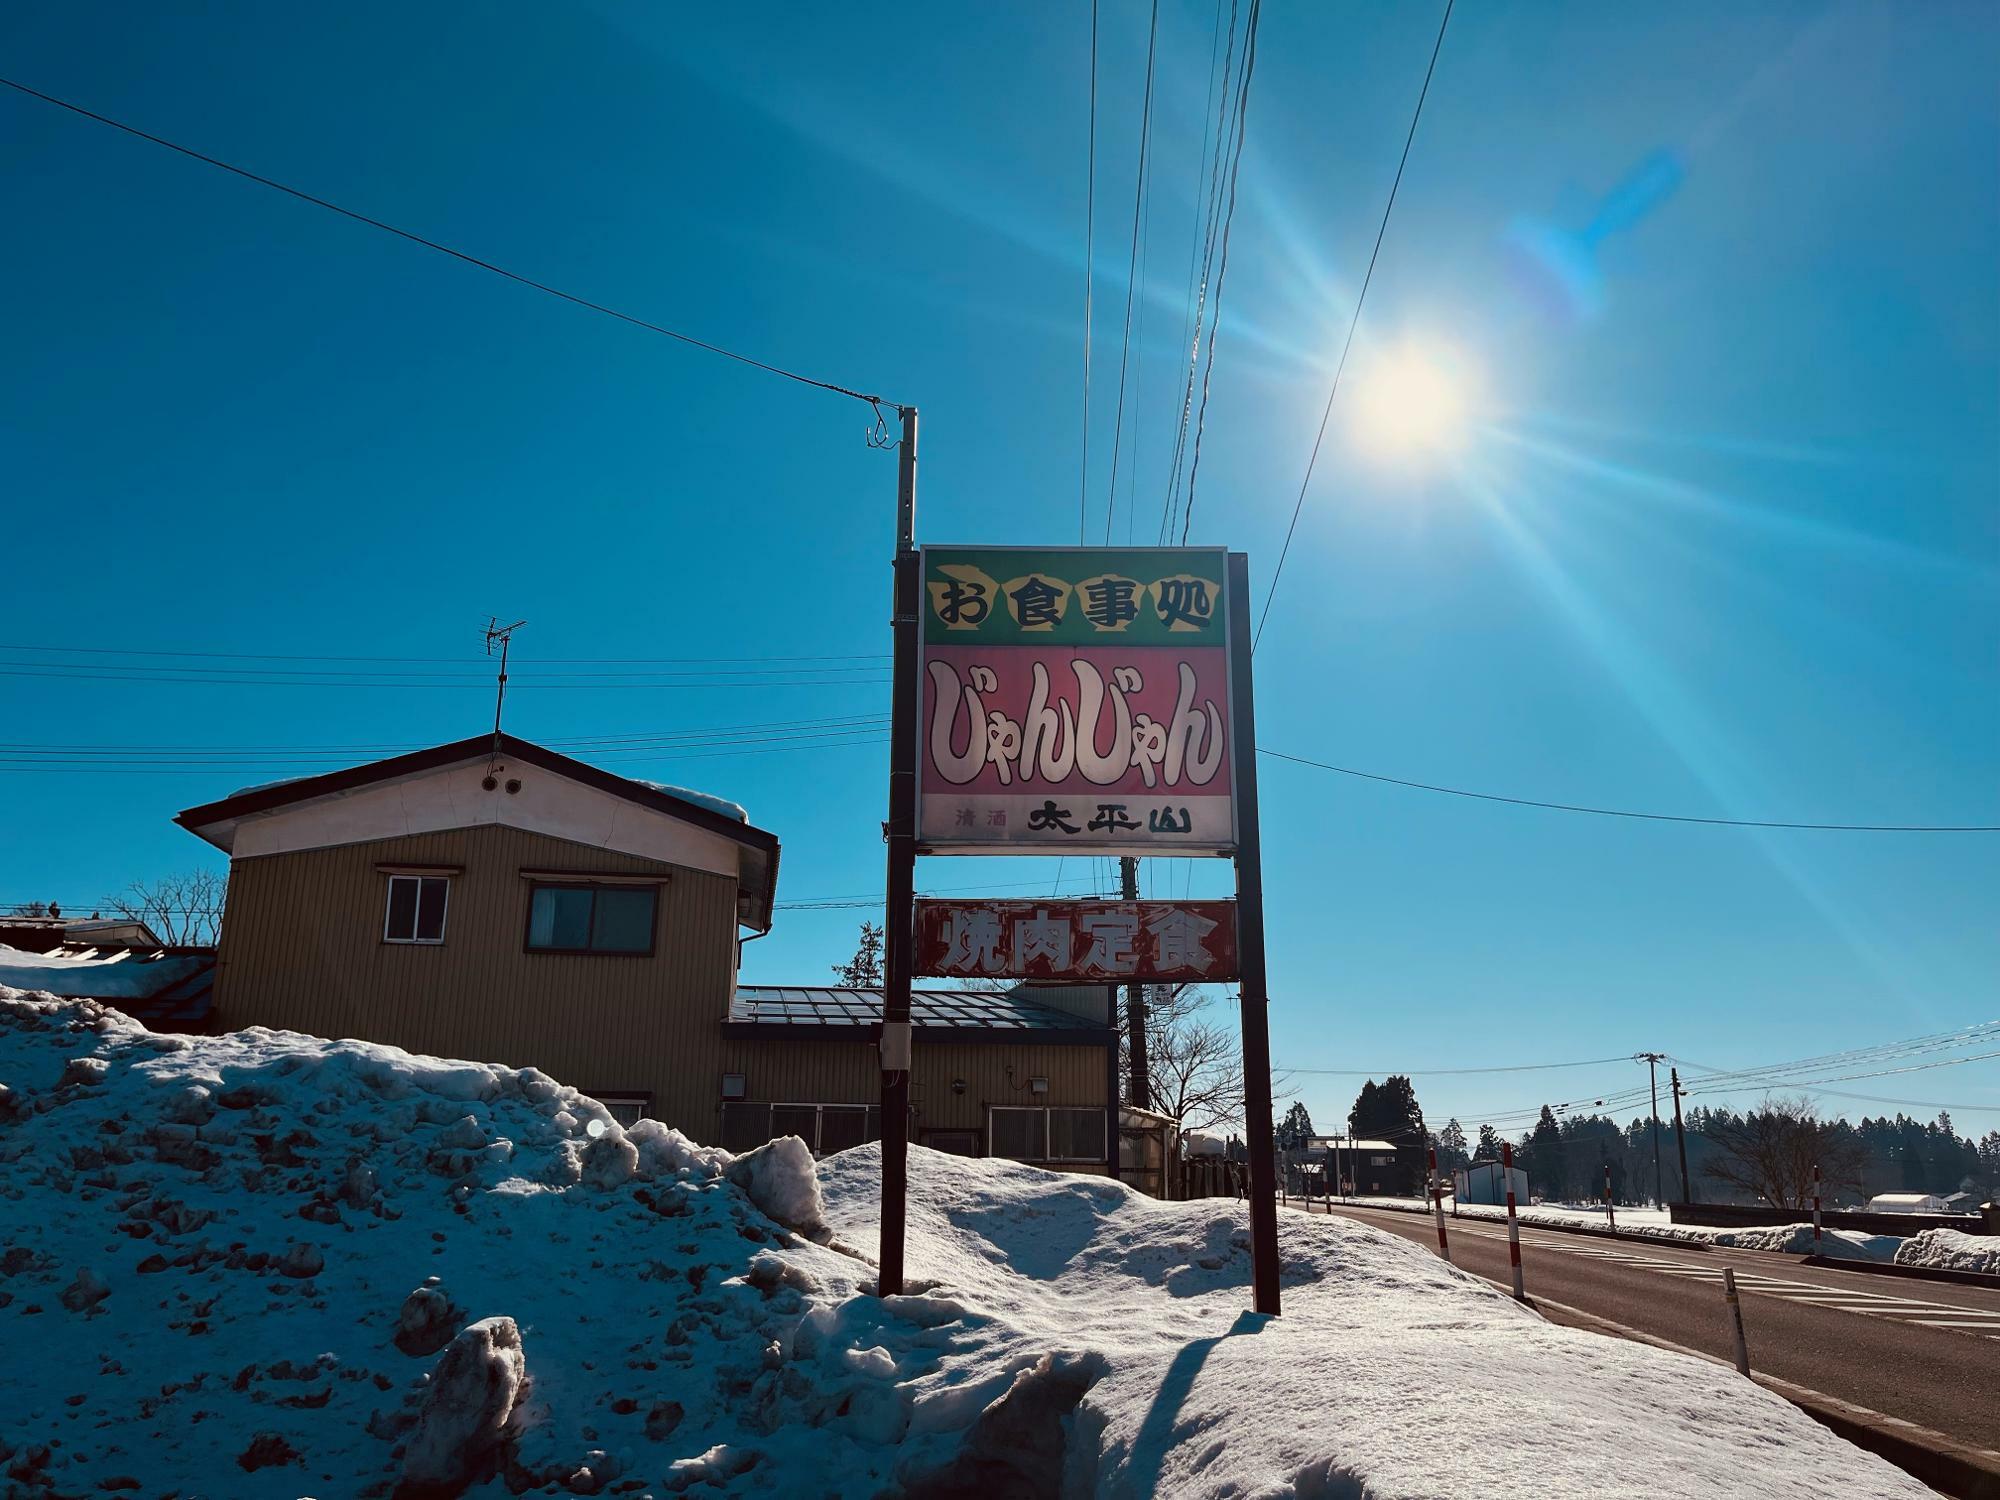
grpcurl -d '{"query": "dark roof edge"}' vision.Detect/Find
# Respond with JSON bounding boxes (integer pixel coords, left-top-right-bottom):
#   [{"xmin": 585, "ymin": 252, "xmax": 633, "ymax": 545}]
[
  {"xmin": 721, "ymin": 1021, "xmax": 1116, "ymax": 1047},
  {"xmin": 173, "ymin": 733, "xmax": 778, "ymax": 855}
]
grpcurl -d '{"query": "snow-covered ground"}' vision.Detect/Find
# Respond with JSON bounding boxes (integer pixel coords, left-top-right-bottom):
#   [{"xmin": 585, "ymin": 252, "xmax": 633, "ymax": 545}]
[
  {"xmin": 1896, "ymin": 1228, "xmax": 2000, "ymax": 1276},
  {"xmin": 1340, "ymin": 1194, "xmax": 1904, "ymax": 1262},
  {"xmin": 0, "ymin": 991, "xmax": 1935, "ymax": 1498}
]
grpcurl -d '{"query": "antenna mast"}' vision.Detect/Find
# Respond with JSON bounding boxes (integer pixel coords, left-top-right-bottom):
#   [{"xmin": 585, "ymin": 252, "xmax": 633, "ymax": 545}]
[{"xmin": 484, "ymin": 617, "xmax": 527, "ymax": 756}]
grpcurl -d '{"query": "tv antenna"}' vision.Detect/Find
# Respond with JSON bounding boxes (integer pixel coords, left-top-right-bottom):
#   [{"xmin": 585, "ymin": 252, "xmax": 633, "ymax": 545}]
[{"xmin": 484, "ymin": 617, "xmax": 527, "ymax": 756}]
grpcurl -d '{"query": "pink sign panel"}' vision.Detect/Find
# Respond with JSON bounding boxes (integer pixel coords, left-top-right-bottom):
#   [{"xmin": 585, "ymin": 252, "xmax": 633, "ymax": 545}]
[{"xmin": 916, "ymin": 546, "xmax": 1236, "ymax": 853}]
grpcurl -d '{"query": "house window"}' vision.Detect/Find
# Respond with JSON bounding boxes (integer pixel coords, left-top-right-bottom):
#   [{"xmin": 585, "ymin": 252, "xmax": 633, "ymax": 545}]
[
  {"xmin": 750, "ymin": 1102, "xmax": 880, "ymax": 1157},
  {"xmin": 384, "ymin": 875, "xmax": 449, "ymax": 944},
  {"xmin": 989, "ymin": 1106, "xmax": 1107, "ymax": 1164},
  {"xmin": 525, "ymin": 883, "xmax": 658, "ymax": 955},
  {"xmin": 591, "ymin": 1094, "xmax": 649, "ymax": 1128}
]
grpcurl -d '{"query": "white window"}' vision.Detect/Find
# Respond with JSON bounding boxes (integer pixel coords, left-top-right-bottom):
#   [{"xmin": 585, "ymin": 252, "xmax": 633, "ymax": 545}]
[
  {"xmin": 591, "ymin": 1094, "xmax": 650, "ymax": 1128},
  {"xmin": 766, "ymin": 1102, "xmax": 879, "ymax": 1156},
  {"xmin": 384, "ymin": 875, "xmax": 449, "ymax": 944},
  {"xmin": 990, "ymin": 1106, "xmax": 1106, "ymax": 1164}
]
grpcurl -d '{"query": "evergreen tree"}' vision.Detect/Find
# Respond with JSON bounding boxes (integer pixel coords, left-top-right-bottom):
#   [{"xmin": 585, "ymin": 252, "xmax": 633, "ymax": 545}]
[
  {"xmin": 832, "ymin": 921, "xmax": 884, "ymax": 987},
  {"xmin": 1522, "ymin": 1106, "xmax": 1565, "ymax": 1200},
  {"xmin": 1348, "ymin": 1075, "xmax": 1426, "ymax": 1145},
  {"xmin": 1476, "ymin": 1123, "xmax": 1502, "ymax": 1161},
  {"xmin": 1434, "ymin": 1119, "xmax": 1469, "ymax": 1173},
  {"xmin": 1275, "ymin": 1102, "xmax": 1316, "ymax": 1151}
]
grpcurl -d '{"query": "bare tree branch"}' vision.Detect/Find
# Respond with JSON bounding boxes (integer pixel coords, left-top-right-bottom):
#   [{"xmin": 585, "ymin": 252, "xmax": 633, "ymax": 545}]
[
  {"xmin": 99, "ymin": 869, "xmax": 226, "ymax": 947},
  {"xmin": 1703, "ymin": 1095, "xmax": 1865, "ymax": 1209}
]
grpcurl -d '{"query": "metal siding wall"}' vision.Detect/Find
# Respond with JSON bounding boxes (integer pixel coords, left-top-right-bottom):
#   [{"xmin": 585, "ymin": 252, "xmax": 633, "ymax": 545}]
[{"xmin": 214, "ymin": 825, "xmax": 738, "ymax": 1136}]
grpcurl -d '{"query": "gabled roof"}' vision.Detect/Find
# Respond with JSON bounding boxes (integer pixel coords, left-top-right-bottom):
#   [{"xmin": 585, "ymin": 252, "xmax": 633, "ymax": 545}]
[
  {"xmin": 726, "ymin": 985, "xmax": 1116, "ymax": 1046},
  {"xmin": 175, "ymin": 733, "xmax": 782, "ymax": 932}
]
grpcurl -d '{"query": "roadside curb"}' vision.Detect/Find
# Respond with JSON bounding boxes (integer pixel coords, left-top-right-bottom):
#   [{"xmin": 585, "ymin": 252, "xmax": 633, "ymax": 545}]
[
  {"xmin": 1801, "ymin": 1253, "xmax": 2000, "ymax": 1292},
  {"xmin": 1526, "ymin": 1291, "xmax": 2000, "ymax": 1500}
]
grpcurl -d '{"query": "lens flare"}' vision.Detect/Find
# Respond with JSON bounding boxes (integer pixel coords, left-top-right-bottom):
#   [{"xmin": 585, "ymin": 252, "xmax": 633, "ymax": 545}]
[{"xmin": 1346, "ymin": 343, "xmax": 1483, "ymax": 465}]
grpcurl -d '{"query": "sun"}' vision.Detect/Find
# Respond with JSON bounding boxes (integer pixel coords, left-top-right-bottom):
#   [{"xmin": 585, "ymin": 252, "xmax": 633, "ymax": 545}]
[{"xmin": 1346, "ymin": 342, "xmax": 1483, "ymax": 465}]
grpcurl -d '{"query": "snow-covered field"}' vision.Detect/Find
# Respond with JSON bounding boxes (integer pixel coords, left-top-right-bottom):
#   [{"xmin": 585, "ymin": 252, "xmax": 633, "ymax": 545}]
[
  {"xmin": 1341, "ymin": 1194, "xmax": 1905, "ymax": 1262},
  {"xmin": 0, "ymin": 992, "xmax": 1935, "ymax": 1498}
]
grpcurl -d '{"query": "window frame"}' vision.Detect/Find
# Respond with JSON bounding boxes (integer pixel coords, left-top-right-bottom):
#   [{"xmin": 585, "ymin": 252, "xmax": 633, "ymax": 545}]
[
  {"xmin": 589, "ymin": 1093, "xmax": 652, "ymax": 1128},
  {"xmin": 522, "ymin": 880, "xmax": 661, "ymax": 958},
  {"xmin": 767, "ymin": 1101, "xmax": 880, "ymax": 1157},
  {"xmin": 382, "ymin": 874, "xmax": 451, "ymax": 946},
  {"xmin": 987, "ymin": 1105, "xmax": 1108, "ymax": 1165}
]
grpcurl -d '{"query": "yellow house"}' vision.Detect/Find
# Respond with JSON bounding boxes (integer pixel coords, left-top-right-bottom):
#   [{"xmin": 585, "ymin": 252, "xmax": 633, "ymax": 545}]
[{"xmin": 175, "ymin": 733, "xmax": 1114, "ymax": 1169}]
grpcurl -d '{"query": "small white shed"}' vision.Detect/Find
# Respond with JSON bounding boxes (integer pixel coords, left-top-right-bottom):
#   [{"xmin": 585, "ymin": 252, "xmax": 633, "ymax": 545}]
[
  {"xmin": 1864, "ymin": 1192, "xmax": 1947, "ymax": 1215},
  {"xmin": 1454, "ymin": 1159, "xmax": 1528, "ymax": 1207}
]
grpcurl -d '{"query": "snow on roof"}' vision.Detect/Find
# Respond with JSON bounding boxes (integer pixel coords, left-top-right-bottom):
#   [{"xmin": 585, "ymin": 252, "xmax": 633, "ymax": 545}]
[
  {"xmin": 629, "ymin": 778, "xmax": 748, "ymax": 823},
  {"xmin": 0, "ymin": 943, "xmax": 210, "ymax": 1001},
  {"xmin": 0, "ymin": 992, "xmax": 1934, "ymax": 1497}
]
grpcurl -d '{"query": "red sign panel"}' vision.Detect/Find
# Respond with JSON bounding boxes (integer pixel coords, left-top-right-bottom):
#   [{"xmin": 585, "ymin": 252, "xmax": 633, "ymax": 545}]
[{"xmin": 913, "ymin": 899, "xmax": 1239, "ymax": 983}]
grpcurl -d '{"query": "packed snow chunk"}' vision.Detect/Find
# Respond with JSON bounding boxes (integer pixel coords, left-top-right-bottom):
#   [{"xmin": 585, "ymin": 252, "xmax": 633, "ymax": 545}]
[
  {"xmin": 724, "ymin": 1134, "xmax": 828, "ymax": 1238},
  {"xmin": 579, "ymin": 1123, "xmax": 640, "ymax": 1189},
  {"xmin": 396, "ymin": 1277, "xmax": 466, "ymax": 1356},
  {"xmin": 1896, "ymin": 1227, "xmax": 2000, "ymax": 1276},
  {"xmin": 399, "ymin": 1316, "xmax": 527, "ymax": 1494}
]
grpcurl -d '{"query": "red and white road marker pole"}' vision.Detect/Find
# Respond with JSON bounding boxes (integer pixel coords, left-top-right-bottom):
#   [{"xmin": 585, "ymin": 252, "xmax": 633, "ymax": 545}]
[
  {"xmin": 1502, "ymin": 1141, "xmax": 1525, "ymax": 1300},
  {"xmin": 1604, "ymin": 1164, "xmax": 1617, "ymax": 1234},
  {"xmin": 1429, "ymin": 1146, "xmax": 1450, "ymax": 1259},
  {"xmin": 1812, "ymin": 1162, "xmax": 1822, "ymax": 1246}
]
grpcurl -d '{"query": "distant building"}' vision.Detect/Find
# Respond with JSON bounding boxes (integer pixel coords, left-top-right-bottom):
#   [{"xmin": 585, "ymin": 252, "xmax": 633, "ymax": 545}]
[
  {"xmin": 0, "ymin": 913, "xmax": 164, "ymax": 954},
  {"xmin": 173, "ymin": 733, "xmax": 1116, "ymax": 1172},
  {"xmin": 1454, "ymin": 1159, "xmax": 1528, "ymax": 1206},
  {"xmin": 1865, "ymin": 1192, "xmax": 1950, "ymax": 1215},
  {"xmin": 1310, "ymin": 1136, "xmax": 1419, "ymax": 1196},
  {"xmin": 0, "ymin": 942, "xmax": 216, "ymax": 1032}
]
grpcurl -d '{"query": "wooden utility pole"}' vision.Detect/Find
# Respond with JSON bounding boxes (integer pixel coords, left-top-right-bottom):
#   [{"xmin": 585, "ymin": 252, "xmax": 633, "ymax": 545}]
[
  {"xmin": 1670, "ymin": 1066, "xmax": 1691, "ymax": 1205},
  {"xmin": 1225, "ymin": 552, "xmax": 1281, "ymax": 1316},
  {"xmin": 877, "ymin": 405, "xmax": 919, "ymax": 1298},
  {"xmin": 1120, "ymin": 856, "xmax": 1149, "ymax": 1109},
  {"xmin": 1637, "ymin": 1052, "xmax": 1666, "ymax": 1208}
]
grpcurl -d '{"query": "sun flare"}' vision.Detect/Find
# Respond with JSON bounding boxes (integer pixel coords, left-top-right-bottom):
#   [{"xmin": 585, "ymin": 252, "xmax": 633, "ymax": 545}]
[{"xmin": 1347, "ymin": 342, "xmax": 1483, "ymax": 465}]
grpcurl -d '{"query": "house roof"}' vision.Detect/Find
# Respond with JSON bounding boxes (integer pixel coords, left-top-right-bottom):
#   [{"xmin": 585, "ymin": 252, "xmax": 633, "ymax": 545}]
[
  {"xmin": 0, "ymin": 943, "xmax": 216, "ymax": 1032},
  {"xmin": 725, "ymin": 985, "xmax": 1117, "ymax": 1046},
  {"xmin": 175, "ymin": 733, "xmax": 782, "ymax": 932}
]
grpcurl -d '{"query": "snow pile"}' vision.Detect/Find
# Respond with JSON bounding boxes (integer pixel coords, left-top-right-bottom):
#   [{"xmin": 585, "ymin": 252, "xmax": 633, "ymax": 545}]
[
  {"xmin": 0, "ymin": 944, "xmax": 208, "ymax": 1001},
  {"xmin": 820, "ymin": 1150, "xmax": 1930, "ymax": 1498},
  {"xmin": 1358, "ymin": 1195, "xmax": 1904, "ymax": 1262},
  {"xmin": 1895, "ymin": 1228, "xmax": 2000, "ymax": 1276},
  {"xmin": 0, "ymin": 992, "xmax": 1933, "ymax": 1498}
]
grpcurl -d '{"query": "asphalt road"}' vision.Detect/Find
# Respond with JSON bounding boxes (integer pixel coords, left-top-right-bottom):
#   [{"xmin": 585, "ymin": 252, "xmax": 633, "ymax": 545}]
[{"xmin": 1320, "ymin": 1202, "xmax": 2000, "ymax": 1454}]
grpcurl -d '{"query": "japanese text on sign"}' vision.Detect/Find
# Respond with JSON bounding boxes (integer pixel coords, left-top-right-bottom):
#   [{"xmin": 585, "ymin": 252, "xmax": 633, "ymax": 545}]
[
  {"xmin": 917, "ymin": 547, "xmax": 1236, "ymax": 853},
  {"xmin": 912, "ymin": 900, "xmax": 1240, "ymax": 983}
]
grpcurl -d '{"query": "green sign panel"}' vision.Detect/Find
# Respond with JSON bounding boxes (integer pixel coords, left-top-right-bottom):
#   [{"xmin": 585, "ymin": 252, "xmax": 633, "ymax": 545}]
[{"xmin": 921, "ymin": 546, "xmax": 1227, "ymax": 647}]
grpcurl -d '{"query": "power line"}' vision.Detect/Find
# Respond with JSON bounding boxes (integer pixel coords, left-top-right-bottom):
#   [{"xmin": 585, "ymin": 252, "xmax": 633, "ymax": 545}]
[
  {"xmin": 1257, "ymin": 747, "xmax": 2000, "ymax": 832},
  {"xmin": 1104, "ymin": 0, "xmax": 1162, "ymax": 544},
  {"xmin": 1078, "ymin": 0, "xmax": 1101, "ymax": 545},
  {"xmin": 0, "ymin": 668, "xmax": 889, "ymax": 692},
  {"xmin": 0, "ymin": 644, "xmax": 886, "ymax": 664},
  {"xmin": 0, "ymin": 77, "xmax": 892, "ymax": 416},
  {"xmin": 1252, "ymin": 0, "xmax": 1454, "ymax": 649},
  {"xmin": 1179, "ymin": 0, "xmax": 1262, "ymax": 544},
  {"xmin": 1159, "ymin": 0, "xmax": 1240, "ymax": 547},
  {"xmin": 1281, "ymin": 1053, "xmax": 1637, "ymax": 1077}
]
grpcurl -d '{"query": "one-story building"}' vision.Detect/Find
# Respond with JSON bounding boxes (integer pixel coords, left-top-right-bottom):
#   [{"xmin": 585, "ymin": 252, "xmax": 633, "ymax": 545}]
[
  {"xmin": 172, "ymin": 732, "xmax": 1116, "ymax": 1172},
  {"xmin": 1454, "ymin": 1158, "xmax": 1529, "ymax": 1206}
]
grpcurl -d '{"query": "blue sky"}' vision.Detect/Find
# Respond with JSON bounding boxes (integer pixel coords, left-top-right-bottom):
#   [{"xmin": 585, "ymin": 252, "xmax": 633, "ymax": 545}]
[{"xmin": 3, "ymin": 1, "xmax": 1995, "ymax": 1136}]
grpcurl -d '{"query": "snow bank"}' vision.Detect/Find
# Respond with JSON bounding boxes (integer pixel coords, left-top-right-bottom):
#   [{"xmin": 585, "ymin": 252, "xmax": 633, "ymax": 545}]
[
  {"xmin": 1364, "ymin": 1195, "xmax": 1904, "ymax": 1263},
  {"xmin": 1896, "ymin": 1228, "xmax": 2000, "ymax": 1276},
  {"xmin": 0, "ymin": 991, "xmax": 1931, "ymax": 1498}
]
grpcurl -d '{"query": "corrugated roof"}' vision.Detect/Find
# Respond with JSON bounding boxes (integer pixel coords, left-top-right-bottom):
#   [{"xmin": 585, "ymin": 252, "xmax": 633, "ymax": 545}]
[{"xmin": 731, "ymin": 985, "xmax": 1110, "ymax": 1034}]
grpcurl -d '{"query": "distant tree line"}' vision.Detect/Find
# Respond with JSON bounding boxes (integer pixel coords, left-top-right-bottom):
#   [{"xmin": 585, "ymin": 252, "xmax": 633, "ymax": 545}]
[{"xmin": 1297, "ymin": 1070, "xmax": 2000, "ymax": 1207}]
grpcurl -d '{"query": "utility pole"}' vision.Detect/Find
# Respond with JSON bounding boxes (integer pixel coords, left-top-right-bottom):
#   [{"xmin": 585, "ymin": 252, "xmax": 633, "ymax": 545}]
[
  {"xmin": 1670, "ymin": 1067, "xmax": 1691, "ymax": 1205},
  {"xmin": 483, "ymin": 617, "xmax": 526, "ymax": 753},
  {"xmin": 877, "ymin": 405, "xmax": 919, "ymax": 1298},
  {"xmin": 1636, "ymin": 1052, "xmax": 1666, "ymax": 1208},
  {"xmin": 1121, "ymin": 857, "xmax": 1149, "ymax": 1109}
]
